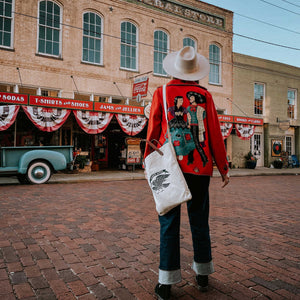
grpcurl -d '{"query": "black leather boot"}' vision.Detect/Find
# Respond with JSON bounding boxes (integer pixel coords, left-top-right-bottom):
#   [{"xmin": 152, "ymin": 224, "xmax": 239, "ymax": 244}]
[
  {"xmin": 196, "ymin": 275, "xmax": 208, "ymax": 292},
  {"xmin": 155, "ymin": 283, "xmax": 171, "ymax": 300}
]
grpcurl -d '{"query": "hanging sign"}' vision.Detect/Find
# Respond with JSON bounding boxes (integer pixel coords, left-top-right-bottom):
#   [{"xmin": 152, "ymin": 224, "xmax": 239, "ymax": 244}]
[
  {"xmin": 144, "ymin": 103, "xmax": 151, "ymax": 119},
  {"xmin": 132, "ymin": 76, "xmax": 149, "ymax": 100},
  {"xmin": 29, "ymin": 95, "xmax": 93, "ymax": 111},
  {"xmin": 0, "ymin": 105, "xmax": 20, "ymax": 131},
  {"xmin": 94, "ymin": 102, "xmax": 144, "ymax": 115},
  {"xmin": 0, "ymin": 92, "xmax": 28, "ymax": 105}
]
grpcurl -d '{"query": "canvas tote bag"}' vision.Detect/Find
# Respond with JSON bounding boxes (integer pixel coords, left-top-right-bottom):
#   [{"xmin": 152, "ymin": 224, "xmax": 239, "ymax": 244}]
[{"xmin": 144, "ymin": 85, "xmax": 192, "ymax": 216}]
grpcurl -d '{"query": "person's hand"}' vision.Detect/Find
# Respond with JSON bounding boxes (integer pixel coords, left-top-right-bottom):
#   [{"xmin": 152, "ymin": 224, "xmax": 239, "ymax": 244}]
[{"xmin": 221, "ymin": 174, "xmax": 230, "ymax": 188}]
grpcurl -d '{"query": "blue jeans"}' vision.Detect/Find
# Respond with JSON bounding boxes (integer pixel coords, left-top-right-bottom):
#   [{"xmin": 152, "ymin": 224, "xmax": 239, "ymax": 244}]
[{"xmin": 158, "ymin": 174, "xmax": 214, "ymax": 284}]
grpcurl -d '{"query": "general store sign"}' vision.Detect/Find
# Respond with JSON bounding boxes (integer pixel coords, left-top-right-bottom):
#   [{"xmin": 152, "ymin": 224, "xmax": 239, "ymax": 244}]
[
  {"xmin": 132, "ymin": 76, "xmax": 149, "ymax": 100},
  {"xmin": 94, "ymin": 102, "xmax": 144, "ymax": 115},
  {"xmin": 0, "ymin": 92, "xmax": 28, "ymax": 105},
  {"xmin": 137, "ymin": 0, "xmax": 225, "ymax": 29},
  {"xmin": 29, "ymin": 95, "xmax": 93, "ymax": 111}
]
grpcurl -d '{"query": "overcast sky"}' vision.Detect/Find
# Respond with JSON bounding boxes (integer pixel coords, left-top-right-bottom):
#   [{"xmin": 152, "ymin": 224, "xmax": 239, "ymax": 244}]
[{"xmin": 202, "ymin": 0, "xmax": 300, "ymax": 67}]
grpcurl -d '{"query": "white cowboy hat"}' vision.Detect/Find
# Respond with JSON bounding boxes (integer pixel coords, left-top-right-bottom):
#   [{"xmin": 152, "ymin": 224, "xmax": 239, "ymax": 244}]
[{"xmin": 163, "ymin": 46, "xmax": 210, "ymax": 81}]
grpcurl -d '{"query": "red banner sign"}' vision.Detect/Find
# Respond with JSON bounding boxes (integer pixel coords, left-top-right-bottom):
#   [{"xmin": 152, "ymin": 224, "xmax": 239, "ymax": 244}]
[
  {"xmin": 132, "ymin": 77, "xmax": 149, "ymax": 99},
  {"xmin": 218, "ymin": 115, "xmax": 234, "ymax": 123},
  {"xmin": 234, "ymin": 116, "xmax": 263, "ymax": 125},
  {"xmin": 29, "ymin": 95, "xmax": 93, "ymax": 111},
  {"xmin": 0, "ymin": 92, "xmax": 28, "ymax": 105},
  {"xmin": 218, "ymin": 114, "xmax": 263, "ymax": 125},
  {"xmin": 94, "ymin": 102, "xmax": 144, "ymax": 115}
]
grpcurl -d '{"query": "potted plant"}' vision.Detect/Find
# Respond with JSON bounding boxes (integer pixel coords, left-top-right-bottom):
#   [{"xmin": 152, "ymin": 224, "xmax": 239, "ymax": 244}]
[
  {"xmin": 75, "ymin": 155, "xmax": 88, "ymax": 169},
  {"xmin": 273, "ymin": 158, "xmax": 283, "ymax": 169},
  {"xmin": 244, "ymin": 151, "xmax": 257, "ymax": 169}
]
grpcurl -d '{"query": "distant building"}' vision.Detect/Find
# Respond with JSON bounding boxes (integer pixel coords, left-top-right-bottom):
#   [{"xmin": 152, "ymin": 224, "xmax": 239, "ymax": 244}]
[{"xmin": 232, "ymin": 53, "xmax": 300, "ymax": 168}]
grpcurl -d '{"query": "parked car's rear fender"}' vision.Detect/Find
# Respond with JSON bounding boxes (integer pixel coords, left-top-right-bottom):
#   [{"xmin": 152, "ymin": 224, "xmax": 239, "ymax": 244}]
[{"xmin": 18, "ymin": 150, "xmax": 67, "ymax": 174}]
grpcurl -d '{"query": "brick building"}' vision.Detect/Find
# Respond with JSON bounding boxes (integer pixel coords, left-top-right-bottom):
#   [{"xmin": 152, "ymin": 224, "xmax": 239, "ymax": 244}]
[{"xmin": 0, "ymin": 0, "xmax": 234, "ymax": 169}]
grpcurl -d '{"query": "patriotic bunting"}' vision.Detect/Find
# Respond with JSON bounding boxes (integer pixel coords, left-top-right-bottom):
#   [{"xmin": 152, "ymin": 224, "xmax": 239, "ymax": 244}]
[
  {"xmin": 235, "ymin": 123, "xmax": 256, "ymax": 140},
  {"xmin": 22, "ymin": 106, "xmax": 71, "ymax": 132},
  {"xmin": 220, "ymin": 122, "xmax": 233, "ymax": 140},
  {"xmin": 0, "ymin": 105, "xmax": 20, "ymax": 131},
  {"xmin": 73, "ymin": 110, "xmax": 113, "ymax": 134},
  {"xmin": 116, "ymin": 114, "xmax": 147, "ymax": 136}
]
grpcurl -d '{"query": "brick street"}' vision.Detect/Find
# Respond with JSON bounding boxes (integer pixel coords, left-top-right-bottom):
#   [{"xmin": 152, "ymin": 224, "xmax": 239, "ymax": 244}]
[{"xmin": 0, "ymin": 176, "xmax": 299, "ymax": 299}]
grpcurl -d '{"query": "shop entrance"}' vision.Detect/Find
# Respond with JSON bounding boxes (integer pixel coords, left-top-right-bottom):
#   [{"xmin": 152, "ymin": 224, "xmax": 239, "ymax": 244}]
[
  {"xmin": 107, "ymin": 128, "xmax": 127, "ymax": 169},
  {"xmin": 251, "ymin": 133, "xmax": 263, "ymax": 167}
]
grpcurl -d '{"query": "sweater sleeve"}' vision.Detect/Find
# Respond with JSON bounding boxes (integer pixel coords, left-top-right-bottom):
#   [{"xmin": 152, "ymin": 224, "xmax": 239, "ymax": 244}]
[
  {"xmin": 205, "ymin": 91, "xmax": 229, "ymax": 176},
  {"xmin": 144, "ymin": 87, "xmax": 163, "ymax": 158}
]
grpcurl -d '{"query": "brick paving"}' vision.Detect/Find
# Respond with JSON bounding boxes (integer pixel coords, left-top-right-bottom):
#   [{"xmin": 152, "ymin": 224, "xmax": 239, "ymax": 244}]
[{"xmin": 0, "ymin": 175, "xmax": 299, "ymax": 299}]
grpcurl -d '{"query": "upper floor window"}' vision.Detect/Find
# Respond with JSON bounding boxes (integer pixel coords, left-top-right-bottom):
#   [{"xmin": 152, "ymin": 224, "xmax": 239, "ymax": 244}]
[
  {"xmin": 154, "ymin": 30, "xmax": 168, "ymax": 76},
  {"xmin": 287, "ymin": 89, "xmax": 297, "ymax": 119},
  {"xmin": 254, "ymin": 83, "xmax": 264, "ymax": 115},
  {"xmin": 120, "ymin": 21, "xmax": 137, "ymax": 71},
  {"xmin": 183, "ymin": 37, "xmax": 195, "ymax": 49},
  {"xmin": 82, "ymin": 12, "xmax": 103, "ymax": 65},
  {"xmin": 0, "ymin": 0, "xmax": 14, "ymax": 48},
  {"xmin": 209, "ymin": 44, "xmax": 221, "ymax": 84},
  {"xmin": 38, "ymin": 0, "xmax": 62, "ymax": 57}
]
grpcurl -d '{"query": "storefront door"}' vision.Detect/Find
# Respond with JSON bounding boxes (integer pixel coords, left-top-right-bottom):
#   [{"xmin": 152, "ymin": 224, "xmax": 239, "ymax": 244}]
[{"xmin": 251, "ymin": 133, "xmax": 263, "ymax": 167}]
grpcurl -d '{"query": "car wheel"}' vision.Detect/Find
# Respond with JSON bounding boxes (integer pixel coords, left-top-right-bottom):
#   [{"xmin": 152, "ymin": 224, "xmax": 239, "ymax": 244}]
[{"xmin": 26, "ymin": 161, "xmax": 51, "ymax": 184}]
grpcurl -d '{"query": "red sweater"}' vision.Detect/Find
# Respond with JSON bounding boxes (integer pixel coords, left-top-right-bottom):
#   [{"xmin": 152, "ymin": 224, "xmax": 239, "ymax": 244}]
[{"xmin": 144, "ymin": 79, "xmax": 229, "ymax": 176}]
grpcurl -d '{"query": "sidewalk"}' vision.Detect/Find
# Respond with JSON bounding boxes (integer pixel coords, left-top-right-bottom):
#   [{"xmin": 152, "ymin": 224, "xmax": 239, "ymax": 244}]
[{"xmin": 0, "ymin": 167, "xmax": 299, "ymax": 185}]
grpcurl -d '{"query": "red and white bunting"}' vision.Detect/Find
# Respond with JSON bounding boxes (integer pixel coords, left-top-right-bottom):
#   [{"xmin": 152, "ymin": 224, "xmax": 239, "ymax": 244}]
[
  {"xmin": 23, "ymin": 106, "xmax": 71, "ymax": 132},
  {"xmin": 116, "ymin": 114, "xmax": 147, "ymax": 136},
  {"xmin": 0, "ymin": 105, "xmax": 20, "ymax": 131},
  {"xmin": 235, "ymin": 123, "xmax": 256, "ymax": 140},
  {"xmin": 73, "ymin": 110, "xmax": 113, "ymax": 134},
  {"xmin": 220, "ymin": 122, "xmax": 233, "ymax": 140}
]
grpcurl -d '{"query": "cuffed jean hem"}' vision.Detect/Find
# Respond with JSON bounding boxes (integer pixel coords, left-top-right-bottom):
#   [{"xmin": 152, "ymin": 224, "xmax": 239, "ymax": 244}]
[
  {"xmin": 192, "ymin": 260, "xmax": 215, "ymax": 276},
  {"xmin": 158, "ymin": 269, "xmax": 181, "ymax": 285}
]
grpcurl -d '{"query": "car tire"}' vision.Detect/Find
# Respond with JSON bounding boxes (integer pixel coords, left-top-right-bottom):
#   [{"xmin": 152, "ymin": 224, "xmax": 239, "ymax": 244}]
[{"xmin": 26, "ymin": 161, "xmax": 51, "ymax": 184}]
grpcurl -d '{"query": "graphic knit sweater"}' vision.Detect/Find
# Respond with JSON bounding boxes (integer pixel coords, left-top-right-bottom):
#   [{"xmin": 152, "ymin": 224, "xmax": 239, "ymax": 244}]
[{"xmin": 144, "ymin": 79, "xmax": 229, "ymax": 177}]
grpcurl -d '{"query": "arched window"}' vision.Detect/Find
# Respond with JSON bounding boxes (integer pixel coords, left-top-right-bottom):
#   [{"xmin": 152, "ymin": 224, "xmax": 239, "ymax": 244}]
[
  {"xmin": 154, "ymin": 30, "xmax": 169, "ymax": 76},
  {"xmin": 38, "ymin": 0, "xmax": 62, "ymax": 56},
  {"xmin": 82, "ymin": 12, "xmax": 103, "ymax": 65},
  {"xmin": 120, "ymin": 21, "xmax": 138, "ymax": 70},
  {"xmin": 0, "ymin": 0, "xmax": 14, "ymax": 48},
  {"xmin": 183, "ymin": 37, "xmax": 195, "ymax": 49},
  {"xmin": 209, "ymin": 44, "xmax": 221, "ymax": 84}
]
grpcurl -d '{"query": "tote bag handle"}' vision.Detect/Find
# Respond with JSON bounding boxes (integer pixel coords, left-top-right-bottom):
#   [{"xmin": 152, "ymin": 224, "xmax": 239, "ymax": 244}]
[{"xmin": 162, "ymin": 84, "xmax": 172, "ymax": 142}]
